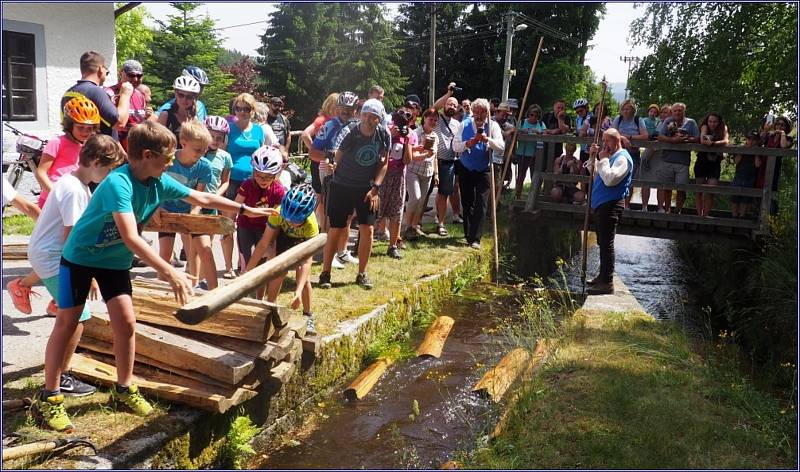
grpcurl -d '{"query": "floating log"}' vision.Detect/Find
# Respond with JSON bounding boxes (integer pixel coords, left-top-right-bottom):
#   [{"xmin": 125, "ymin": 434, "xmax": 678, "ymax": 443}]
[
  {"xmin": 70, "ymin": 353, "xmax": 257, "ymax": 414},
  {"xmin": 175, "ymin": 234, "xmax": 327, "ymax": 325},
  {"xmin": 343, "ymin": 358, "xmax": 394, "ymax": 402},
  {"xmin": 131, "ymin": 279, "xmax": 279, "ymax": 343},
  {"xmin": 2, "ymin": 243, "xmax": 28, "ymax": 260},
  {"xmin": 491, "ymin": 340, "xmax": 550, "ymax": 439},
  {"xmin": 416, "ymin": 316, "xmax": 455, "ymax": 358},
  {"xmin": 144, "ymin": 212, "xmax": 234, "ymax": 235},
  {"xmin": 472, "ymin": 347, "xmax": 531, "ymax": 402},
  {"xmin": 82, "ymin": 313, "xmax": 254, "ymax": 385}
]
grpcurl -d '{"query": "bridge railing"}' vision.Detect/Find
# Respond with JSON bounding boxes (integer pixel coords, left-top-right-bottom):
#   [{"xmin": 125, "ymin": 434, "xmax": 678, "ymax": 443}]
[{"xmin": 514, "ymin": 133, "xmax": 797, "ymax": 236}]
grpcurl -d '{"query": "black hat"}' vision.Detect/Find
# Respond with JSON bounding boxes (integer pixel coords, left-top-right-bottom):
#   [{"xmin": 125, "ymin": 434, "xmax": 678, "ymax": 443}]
[
  {"xmin": 269, "ymin": 96, "xmax": 284, "ymax": 106},
  {"xmin": 404, "ymin": 94, "xmax": 421, "ymax": 108},
  {"xmin": 490, "ymin": 97, "xmax": 501, "ymax": 106}
]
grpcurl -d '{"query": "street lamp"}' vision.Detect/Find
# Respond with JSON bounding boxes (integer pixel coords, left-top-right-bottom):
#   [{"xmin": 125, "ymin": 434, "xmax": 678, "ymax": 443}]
[{"xmin": 501, "ymin": 17, "xmax": 527, "ymax": 103}]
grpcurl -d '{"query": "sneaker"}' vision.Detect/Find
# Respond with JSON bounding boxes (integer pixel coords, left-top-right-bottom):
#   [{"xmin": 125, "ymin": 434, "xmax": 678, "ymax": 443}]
[
  {"xmin": 170, "ymin": 257, "xmax": 186, "ymax": 268},
  {"xmin": 375, "ymin": 230, "xmax": 389, "ymax": 242},
  {"xmin": 32, "ymin": 392, "xmax": 74, "ymax": 432},
  {"xmin": 8, "ymin": 278, "xmax": 38, "ymax": 315},
  {"xmin": 470, "ymin": 241, "xmax": 481, "ymax": 250},
  {"xmin": 194, "ymin": 280, "xmax": 209, "ymax": 291},
  {"xmin": 355, "ymin": 272, "xmax": 373, "ymax": 290},
  {"xmin": 404, "ymin": 226, "xmax": 418, "ymax": 241},
  {"xmin": 60, "ymin": 373, "xmax": 96, "ymax": 397},
  {"xmin": 424, "ymin": 206, "xmax": 434, "ymax": 214},
  {"xmin": 131, "ymin": 256, "xmax": 147, "ymax": 268},
  {"xmin": 387, "ymin": 245, "xmax": 402, "ymax": 259},
  {"xmin": 46, "ymin": 299, "xmax": 58, "ymax": 317},
  {"xmin": 337, "ymin": 251, "xmax": 359, "ymax": 265},
  {"xmin": 222, "ymin": 269, "xmax": 237, "ymax": 279},
  {"xmin": 304, "ymin": 312, "xmax": 316, "ymax": 333},
  {"xmin": 452, "ymin": 214, "xmax": 464, "ymax": 224},
  {"xmin": 110, "ymin": 384, "xmax": 153, "ymax": 417},
  {"xmin": 331, "ymin": 256, "xmax": 345, "ymax": 270},
  {"xmin": 318, "ymin": 271, "xmax": 332, "ymax": 289},
  {"xmin": 437, "ymin": 224, "xmax": 448, "ymax": 237},
  {"xmin": 414, "ymin": 226, "xmax": 426, "ymax": 237}
]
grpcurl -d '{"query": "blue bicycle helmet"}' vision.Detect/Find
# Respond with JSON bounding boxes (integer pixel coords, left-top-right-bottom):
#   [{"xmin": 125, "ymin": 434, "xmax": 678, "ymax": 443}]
[
  {"xmin": 281, "ymin": 184, "xmax": 317, "ymax": 224},
  {"xmin": 182, "ymin": 66, "xmax": 209, "ymax": 86}
]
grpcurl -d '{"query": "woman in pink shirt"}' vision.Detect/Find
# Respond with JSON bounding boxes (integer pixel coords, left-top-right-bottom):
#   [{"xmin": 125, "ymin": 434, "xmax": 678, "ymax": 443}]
[{"xmin": 35, "ymin": 97, "xmax": 99, "ymax": 207}]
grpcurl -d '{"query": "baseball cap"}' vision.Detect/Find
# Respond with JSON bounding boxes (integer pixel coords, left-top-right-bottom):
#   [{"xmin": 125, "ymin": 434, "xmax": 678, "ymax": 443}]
[
  {"xmin": 269, "ymin": 96, "xmax": 284, "ymax": 106},
  {"xmin": 361, "ymin": 98, "xmax": 385, "ymax": 119},
  {"xmin": 122, "ymin": 59, "xmax": 143, "ymax": 75},
  {"xmin": 404, "ymin": 94, "xmax": 421, "ymax": 108},
  {"xmin": 497, "ymin": 102, "xmax": 511, "ymax": 112}
]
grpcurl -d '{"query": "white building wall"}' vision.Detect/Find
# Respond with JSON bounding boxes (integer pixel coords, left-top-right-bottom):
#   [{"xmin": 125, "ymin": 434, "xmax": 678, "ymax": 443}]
[{"xmin": 2, "ymin": 2, "xmax": 117, "ymax": 135}]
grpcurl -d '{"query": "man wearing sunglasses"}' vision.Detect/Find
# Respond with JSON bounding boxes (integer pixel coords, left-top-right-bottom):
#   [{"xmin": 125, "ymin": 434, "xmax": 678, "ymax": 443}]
[
  {"xmin": 267, "ymin": 96, "xmax": 292, "ymax": 155},
  {"xmin": 107, "ymin": 60, "xmax": 150, "ymax": 150}
]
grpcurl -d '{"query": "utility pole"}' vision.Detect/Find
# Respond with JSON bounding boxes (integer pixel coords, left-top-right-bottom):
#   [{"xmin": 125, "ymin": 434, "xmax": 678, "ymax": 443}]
[
  {"xmin": 429, "ymin": 4, "xmax": 436, "ymax": 107},
  {"xmin": 620, "ymin": 55, "xmax": 640, "ymax": 100},
  {"xmin": 501, "ymin": 13, "xmax": 514, "ymax": 103}
]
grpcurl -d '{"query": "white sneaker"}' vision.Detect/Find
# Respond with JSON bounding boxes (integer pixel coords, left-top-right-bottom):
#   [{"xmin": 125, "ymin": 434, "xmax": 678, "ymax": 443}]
[
  {"xmin": 332, "ymin": 256, "xmax": 345, "ymax": 270},
  {"xmin": 337, "ymin": 251, "xmax": 359, "ymax": 265},
  {"xmin": 452, "ymin": 214, "xmax": 464, "ymax": 224}
]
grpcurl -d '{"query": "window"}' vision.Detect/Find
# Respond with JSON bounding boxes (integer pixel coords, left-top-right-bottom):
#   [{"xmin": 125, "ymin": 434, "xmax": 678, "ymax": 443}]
[{"xmin": 2, "ymin": 30, "xmax": 37, "ymax": 121}]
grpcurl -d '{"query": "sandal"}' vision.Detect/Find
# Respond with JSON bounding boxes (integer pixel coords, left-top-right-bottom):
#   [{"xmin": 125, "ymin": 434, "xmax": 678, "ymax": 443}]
[
  {"xmin": 222, "ymin": 269, "xmax": 237, "ymax": 279},
  {"xmin": 437, "ymin": 225, "xmax": 448, "ymax": 237}
]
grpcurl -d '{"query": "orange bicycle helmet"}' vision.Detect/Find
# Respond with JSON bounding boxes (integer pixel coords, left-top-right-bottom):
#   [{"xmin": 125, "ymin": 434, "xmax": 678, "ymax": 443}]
[{"xmin": 63, "ymin": 97, "xmax": 100, "ymax": 125}]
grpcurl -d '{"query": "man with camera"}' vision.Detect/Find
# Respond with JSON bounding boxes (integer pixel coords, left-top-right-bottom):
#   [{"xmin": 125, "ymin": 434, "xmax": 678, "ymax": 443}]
[
  {"xmin": 452, "ymin": 98, "xmax": 505, "ymax": 249},
  {"xmin": 430, "ymin": 82, "xmax": 465, "ymax": 236},
  {"xmin": 655, "ymin": 102, "xmax": 700, "ymax": 214}
]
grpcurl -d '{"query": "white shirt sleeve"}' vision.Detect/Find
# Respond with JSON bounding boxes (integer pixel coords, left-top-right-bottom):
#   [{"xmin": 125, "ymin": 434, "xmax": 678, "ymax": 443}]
[
  {"xmin": 452, "ymin": 120, "xmax": 467, "ymax": 153},
  {"xmin": 261, "ymin": 124, "xmax": 279, "ymax": 147},
  {"xmin": 2, "ymin": 176, "xmax": 17, "ymax": 206},
  {"xmin": 594, "ymin": 152, "xmax": 630, "ymax": 187},
  {"xmin": 486, "ymin": 120, "xmax": 505, "ymax": 153}
]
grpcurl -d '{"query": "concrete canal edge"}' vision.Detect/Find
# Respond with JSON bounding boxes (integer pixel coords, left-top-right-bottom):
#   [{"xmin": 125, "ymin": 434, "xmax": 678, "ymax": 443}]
[{"xmin": 113, "ymin": 246, "xmax": 492, "ymax": 469}]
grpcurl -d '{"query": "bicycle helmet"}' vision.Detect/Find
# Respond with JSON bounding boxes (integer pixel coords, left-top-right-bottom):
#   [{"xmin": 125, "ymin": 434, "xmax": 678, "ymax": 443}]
[
  {"xmin": 173, "ymin": 75, "xmax": 201, "ymax": 94},
  {"xmin": 572, "ymin": 98, "xmax": 589, "ymax": 110},
  {"xmin": 251, "ymin": 145, "xmax": 283, "ymax": 175},
  {"xmin": 281, "ymin": 184, "xmax": 317, "ymax": 224},
  {"xmin": 63, "ymin": 97, "xmax": 100, "ymax": 125},
  {"xmin": 337, "ymin": 91, "xmax": 358, "ymax": 108},
  {"xmin": 204, "ymin": 115, "xmax": 230, "ymax": 134},
  {"xmin": 182, "ymin": 66, "xmax": 209, "ymax": 86}
]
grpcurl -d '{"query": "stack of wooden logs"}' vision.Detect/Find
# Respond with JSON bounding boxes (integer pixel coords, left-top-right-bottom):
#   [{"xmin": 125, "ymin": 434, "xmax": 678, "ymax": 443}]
[{"xmin": 73, "ymin": 278, "xmax": 320, "ymax": 413}]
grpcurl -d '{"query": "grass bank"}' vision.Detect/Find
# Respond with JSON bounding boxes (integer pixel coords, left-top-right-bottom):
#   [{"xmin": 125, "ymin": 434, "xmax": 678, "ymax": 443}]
[
  {"xmin": 461, "ymin": 307, "xmax": 796, "ymax": 469},
  {"xmin": 2, "ymin": 214, "xmax": 35, "ymax": 235}
]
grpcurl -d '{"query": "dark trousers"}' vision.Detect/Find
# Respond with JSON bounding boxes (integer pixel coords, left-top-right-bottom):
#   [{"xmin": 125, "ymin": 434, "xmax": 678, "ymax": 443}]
[
  {"xmin": 457, "ymin": 162, "xmax": 491, "ymax": 243},
  {"xmin": 593, "ymin": 199, "xmax": 624, "ymax": 283}
]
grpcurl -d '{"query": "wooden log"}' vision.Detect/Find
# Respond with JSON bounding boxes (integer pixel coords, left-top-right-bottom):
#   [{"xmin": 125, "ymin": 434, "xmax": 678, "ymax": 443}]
[
  {"xmin": 131, "ymin": 279, "xmax": 279, "ymax": 343},
  {"xmin": 287, "ymin": 314, "xmax": 308, "ymax": 338},
  {"xmin": 83, "ymin": 313, "xmax": 254, "ymax": 385},
  {"xmin": 284, "ymin": 338, "xmax": 303, "ymax": 364},
  {"xmin": 269, "ymin": 361, "xmax": 296, "ymax": 385},
  {"xmin": 144, "ymin": 212, "xmax": 234, "ymax": 235},
  {"xmin": 343, "ymin": 358, "xmax": 394, "ymax": 402},
  {"xmin": 2, "ymin": 243, "xmax": 28, "ymax": 260},
  {"xmin": 472, "ymin": 347, "xmax": 531, "ymax": 402},
  {"xmin": 300, "ymin": 332, "xmax": 321, "ymax": 357},
  {"xmin": 70, "ymin": 353, "xmax": 257, "ymax": 413},
  {"xmin": 416, "ymin": 316, "xmax": 455, "ymax": 359},
  {"xmin": 2, "ymin": 398, "xmax": 31, "ymax": 411},
  {"xmin": 491, "ymin": 340, "xmax": 550, "ymax": 439},
  {"xmin": 175, "ymin": 234, "xmax": 327, "ymax": 324}
]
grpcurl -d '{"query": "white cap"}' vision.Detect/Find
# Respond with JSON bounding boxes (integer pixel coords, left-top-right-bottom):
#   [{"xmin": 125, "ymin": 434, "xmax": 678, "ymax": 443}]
[{"xmin": 361, "ymin": 98, "xmax": 385, "ymax": 119}]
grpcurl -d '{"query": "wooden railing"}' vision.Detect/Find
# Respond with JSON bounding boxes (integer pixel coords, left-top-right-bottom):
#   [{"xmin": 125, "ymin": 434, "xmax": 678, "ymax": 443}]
[{"xmin": 515, "ymin": 133, "xmax": 797, "ymax": 237}]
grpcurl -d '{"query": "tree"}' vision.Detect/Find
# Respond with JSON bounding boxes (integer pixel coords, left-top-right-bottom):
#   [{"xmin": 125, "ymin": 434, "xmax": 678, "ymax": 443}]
[
  {"xmin": 147, "ymin": 2, "xmax": 235, "ymax": 115},
  {"xmin": 114, "ymin": 3, "xmax": 154, "ymax": 65},
  {"xmin": 627, "ymin": 2, "xmax": 797, "ymax": 135},
  {"xmin": 221, "ymin": 56, "xmax": 267, "ymax": 100}
]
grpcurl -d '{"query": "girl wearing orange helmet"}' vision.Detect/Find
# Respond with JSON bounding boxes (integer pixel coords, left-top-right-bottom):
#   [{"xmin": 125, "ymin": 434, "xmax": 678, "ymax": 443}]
[{"xmin": 35, "ymin": 97, "xmax": 100, "ymax": 208}]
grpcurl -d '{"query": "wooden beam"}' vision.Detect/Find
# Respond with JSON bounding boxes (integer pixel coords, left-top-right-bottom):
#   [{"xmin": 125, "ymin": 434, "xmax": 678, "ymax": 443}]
[
  {"xmin": 114, "ymin": 2, "xmax": 142, "ymax": 18},
  {"xmin": 82, "ymin": 313, "xmax": 255, "ymax": 385},
  {"xmin": 537, "ymin": 172, "xmax": 764, "ymax": 197},
  {"xmin": 70, "ymin": 353, "xmax": 257, "ymax": 413},
  {"xmin": 131, "ymin": 279, "xmax": 278, "ymax": 343},
  {"xmin": 176, "ymin": 234, "xmax": 327, "ymax": 324},
  {"xmin": 144, "ymin": 212, "xmax": 234, "ymax": 235},
  {"xmin": 472, "ymin": 348, "xmax": 531, "ymax": 402},
  {"xmin": 416, "ymin": 316, "xmax": 455, "ymax": 358},
  {"xmin": 2, "ymin": 243, "xmax": 28, "ymax": 260},
  {"xmin": 2, "ymin": 398, "xmax": 30, "ymax": 412},
  {"xmin": 343, "ymin": 358, "xmax": 394, "ymax": 401},
  {"xmin": 491, "ymin": 340, "xmax": 549, "ymax": 439}
]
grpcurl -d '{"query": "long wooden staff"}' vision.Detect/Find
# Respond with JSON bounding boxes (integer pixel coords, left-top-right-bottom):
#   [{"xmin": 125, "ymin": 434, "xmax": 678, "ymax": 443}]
[
  {"xmin": 496, "ymin": 36, "xmax": 544, "ymax": 203},
  {"xmin": 581, "ymin": 77, "xmax": 609, "ymax": 294}
]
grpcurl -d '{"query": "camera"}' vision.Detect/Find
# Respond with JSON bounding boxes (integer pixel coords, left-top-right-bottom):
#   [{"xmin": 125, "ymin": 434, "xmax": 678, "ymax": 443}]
[
  {"xmin": 393, "ymin": 108, "xmax": 412, "ymax": 127},
  {"xmin": 448, "ymin": 83, "xmax": 463, "ymax": 93}
]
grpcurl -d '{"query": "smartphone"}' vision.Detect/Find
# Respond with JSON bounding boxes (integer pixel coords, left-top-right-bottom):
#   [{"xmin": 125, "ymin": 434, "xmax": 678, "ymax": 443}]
[{"xmin": 476, "ymin": 127, "xmax": 484, "ymax": 135}]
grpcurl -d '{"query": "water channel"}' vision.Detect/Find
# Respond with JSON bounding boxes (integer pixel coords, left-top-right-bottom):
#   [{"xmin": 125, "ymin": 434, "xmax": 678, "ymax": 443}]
[{"xmin": 258, "ymin": 220, "xmax": 704, "ymax": 469}]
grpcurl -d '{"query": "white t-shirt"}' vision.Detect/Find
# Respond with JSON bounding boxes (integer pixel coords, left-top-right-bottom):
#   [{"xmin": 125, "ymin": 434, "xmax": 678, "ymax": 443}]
[
  {"xmin": 28, "ymin": 174, "xmax": 91, "ymax": 279},
  {"xmin": 3, "ymin": 176, "xmax": 17, "ymax": 205}
]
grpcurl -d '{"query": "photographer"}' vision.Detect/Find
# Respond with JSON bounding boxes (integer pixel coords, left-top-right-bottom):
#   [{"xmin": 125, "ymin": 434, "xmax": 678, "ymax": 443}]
[
  {"xmin": 655, "ymin": 102, "xmax": 700, "ymax": 214},
  {"xmin": 430, "ymin": 82, "xmax": 465, "ymax": 236},
  {"xmin": 377, "ymin": 107, "xmax": 414, "ymax": 258}
]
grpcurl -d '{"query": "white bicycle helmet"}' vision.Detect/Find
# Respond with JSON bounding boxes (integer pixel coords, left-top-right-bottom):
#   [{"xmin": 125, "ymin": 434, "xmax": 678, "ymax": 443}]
[
  {"xmin": 204, "ymin": 115, "xmax": 230, "ymax": 134},
  {"xmin": 173, "ymin": 75, "xmax": 201, "ymax": 94},
  {"xmin": 572, "ymin": 98, "xmax": 589, "ymax": 109},
  {"xmin": 251, "ymin": 145, "xmax": 283, "ymax": 175},
  {"xmin": 337, "ymin": 91, "xmax": 358, "ymax": 108}
]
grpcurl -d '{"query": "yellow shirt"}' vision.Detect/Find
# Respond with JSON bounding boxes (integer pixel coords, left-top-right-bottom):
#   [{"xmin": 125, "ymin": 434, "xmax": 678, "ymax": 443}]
[{"xmin": 267, "ymin": 207, "xmax": 319, "ymax": 240}]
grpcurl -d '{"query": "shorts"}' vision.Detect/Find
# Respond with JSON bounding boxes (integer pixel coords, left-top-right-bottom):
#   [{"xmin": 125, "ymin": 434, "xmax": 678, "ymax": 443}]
[
  {"xmin": 326, "ymin": 180, "xmax": 376, "ymax": 228},
  {"xmin": 438, "ymin": 160, "xmax": 457, "ymax": 196},
  {"xmin": 58, "ymin": 257, "xmax": 132, "ymax": 309},
  {"xmin": 654, "ymin": 161, "xmax": 690, "ymax": 185},
  {"xmin": 42, "ymin": 275, "xmax": 91, "ymax": 322},
  {"xmin": 310, "ymin": 161, "xmax": 323, "ymax": 194},
  {"xmin": 638, "ymin": 149, "xmax": 661, "ymax": 180},
  {"xmin": 693, "ymin": 154, "xmax": 722, "ymax": 180},
  {"xmin": 731, "ymin": 174, "xmax": 757, "ymax": 204},
  {"xmin": 237, "ymin": 226, "xmax": 265, "ymax": 266},
  {"xmin": 276, "ymin": 232, "xmax": 304, "ymax": 254}
]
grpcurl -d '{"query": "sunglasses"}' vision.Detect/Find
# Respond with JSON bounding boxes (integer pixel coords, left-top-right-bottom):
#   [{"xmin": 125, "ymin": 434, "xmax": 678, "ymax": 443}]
[
  {"xmin": 156, "ymin": 151, "xmax": 175, "ymax": 165},
  {"xmin": 127, "ymin": 73, "xmax": 143, "ymax": 79},
  {"xmin": 176, "ymin": 91, "xmax": 197, "ymax": 100},
  {"xmin": 234, "ymin": 106, "xmax": 252, "ymax": 113}
]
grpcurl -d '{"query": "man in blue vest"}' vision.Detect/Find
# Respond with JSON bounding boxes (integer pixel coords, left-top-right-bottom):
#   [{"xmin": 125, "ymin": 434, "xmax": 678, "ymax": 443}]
[{"xmin": 586, "ymin": 128, "xmax": 633, "ymax": 295}]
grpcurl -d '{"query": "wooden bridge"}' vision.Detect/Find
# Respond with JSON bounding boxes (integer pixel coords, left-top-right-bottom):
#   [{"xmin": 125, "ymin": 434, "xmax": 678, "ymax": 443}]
[{"xmin": 510, "ymin": 134, "xmax": 797, "ymax": 243}]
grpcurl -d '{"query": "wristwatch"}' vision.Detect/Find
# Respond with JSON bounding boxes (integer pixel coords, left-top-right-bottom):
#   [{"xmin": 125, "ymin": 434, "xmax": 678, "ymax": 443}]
[
  {"xmin": 238, "ymin": 203, "xmax": 246, "ymax": 215},
  {"xmin": 370, "ymin": 182, "xmax": 381, "ymax": 190}
]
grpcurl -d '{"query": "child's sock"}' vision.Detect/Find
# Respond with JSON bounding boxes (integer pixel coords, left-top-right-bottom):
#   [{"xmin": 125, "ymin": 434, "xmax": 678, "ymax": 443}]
[
  {"xmin": 115, "ymin": 384, "xmax": 130, "ymax": 394},
  {"xmin": 40, "ymin": 389, "xmax": 60, "ymax": 400}
]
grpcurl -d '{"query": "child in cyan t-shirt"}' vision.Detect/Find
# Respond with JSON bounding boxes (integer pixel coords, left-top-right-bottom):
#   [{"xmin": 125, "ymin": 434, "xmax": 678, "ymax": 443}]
[
  {"xmin": 203, "ymin": 116, "xmax": 236, "ymax": 279},
  {"xmin": 27, "ymin": 134, "xmax": 126, "ymax": 397},
  {"xmin": 33, "ymin": 121, "xmax": 272, "ymax": 433}
]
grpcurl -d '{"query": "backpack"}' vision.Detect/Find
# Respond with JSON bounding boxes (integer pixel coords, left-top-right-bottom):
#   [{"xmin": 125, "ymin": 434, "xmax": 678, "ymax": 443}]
[{"xmin": 613, "ymin": 114, "xmax": 640, "ymax": 129}]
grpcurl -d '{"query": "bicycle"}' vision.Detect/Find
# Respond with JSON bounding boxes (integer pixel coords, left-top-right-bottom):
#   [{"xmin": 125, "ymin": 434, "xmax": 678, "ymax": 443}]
[{"xmin": 3, "ymin": 122, "xmax": 46, "ymax": 209}]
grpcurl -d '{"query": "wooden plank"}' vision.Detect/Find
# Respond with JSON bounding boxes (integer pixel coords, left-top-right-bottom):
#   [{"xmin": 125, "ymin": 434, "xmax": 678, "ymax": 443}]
[
  {"xmin": 2, "ymin": 243, "xmax": 28, "ymax": 260},
  {"xmin": 300, "ymin": 332, "xmax": 321, "ymax": 356},
  {"xmin": 131, "ymin": 279, "xmax": 278, "ymax": 343},
  {"xmin": 757, "ymin": 155, "xmax": 777, "ymax": 234},
  {"xmin": 538, "ymin": 173, "xmax": 763, "ymax": 197},
  {"xmin": 269, "ymin": 361, "xmax": 296, "ymax": 386},
  {"xmin": 144, "ymin": 212, "xmax": 234, "ymax": 235},
  {"xmin": 416, "ymin": 316, "xmax": 455, "ymax": 359},
  {"xmin": 70, "ymin": 353, "xmax": 257, "ymax": 414},
  {"xmin": 83, "ymin": 313, "xmax": 254, "ymax": 385},
  {"xmin": 287, "ymin": 314, "xmax": 308, "ymax": 338},
  {"xmin": 472, "ymin": 348, "xmax": 531, "ymax": 402},
  {"xmin": 343, "ymin": 358, "xmax": 394, "ymax": 401},
  {"xmin": 285, "ymin": 338, "xmax": 303, "ymax": 364},
  {"xmin": 176, "ymin": 234, "xmax": 327, "ymax": 325}
]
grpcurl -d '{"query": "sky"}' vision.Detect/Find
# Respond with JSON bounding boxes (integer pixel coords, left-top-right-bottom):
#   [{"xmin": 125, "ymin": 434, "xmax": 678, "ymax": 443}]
[{"xmin": 141, "ymin": 1, "xmax": 650, "ymax": 87}]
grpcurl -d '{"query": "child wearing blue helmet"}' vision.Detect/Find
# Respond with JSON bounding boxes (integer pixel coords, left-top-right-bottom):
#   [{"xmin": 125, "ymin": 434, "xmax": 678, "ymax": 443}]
[{"xmin": 245, "ymin": 183, "xmax": 319, "ymax": 331}]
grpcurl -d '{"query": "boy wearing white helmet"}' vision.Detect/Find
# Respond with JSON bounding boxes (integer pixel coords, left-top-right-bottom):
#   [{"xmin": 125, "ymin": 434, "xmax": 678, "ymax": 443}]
[
  {"xmin": 203, "ymin": 116, "xmax": 236, "ymax": 279},
  {"xmin": 234, "ymin": 145, "xmax": 286, "ymax": 273}
]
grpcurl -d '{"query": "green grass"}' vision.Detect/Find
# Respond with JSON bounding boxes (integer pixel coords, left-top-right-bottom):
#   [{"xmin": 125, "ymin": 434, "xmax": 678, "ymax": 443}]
[
  {"xmin": 463, "ymin": 309, "xmax": 796, "ymax": 469},
  {"xmin": 2, "ymin": 214, "xmax": 35, "ymax": 235}
]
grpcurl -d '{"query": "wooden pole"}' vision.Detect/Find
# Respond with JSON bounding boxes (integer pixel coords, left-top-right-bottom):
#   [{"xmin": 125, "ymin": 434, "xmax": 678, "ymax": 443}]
[
  {"xmin": 175, "ymin": 233, "xmax": 327, "ymax": 324},
  {"xmin": 580, "ymin": 77, "xmax": 609, "ymax": 293},
  {"xmin": 489, "ymin": 157, "xmax": 500, "ymax": 279},
  {"xmin": 496, "ymin": 36, "xmax": 545, "ymax": 203},
  {"xmin": 416, "ymin": 316, "xmax": 455, "ymax": 358}
]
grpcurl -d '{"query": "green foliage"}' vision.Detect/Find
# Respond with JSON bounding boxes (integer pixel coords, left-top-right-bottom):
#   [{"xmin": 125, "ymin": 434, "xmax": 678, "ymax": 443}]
[
  {"xmin": 628, "ymin": 3, "xmax": 798, "ymax": 135},
  {"xmin": 218, "ymin": 414, "xmax": 260, "ymax": 470},
  {"xmin": 114, "ymin": 3, "xmax": 154, "ymax": 64},
  {"xmin": 147, "ymin": 2, "xmax": 235, "ymax": 115},
  {"xmin": 2, "ymin": 214, "xmax": 35, "ymax": 235}
]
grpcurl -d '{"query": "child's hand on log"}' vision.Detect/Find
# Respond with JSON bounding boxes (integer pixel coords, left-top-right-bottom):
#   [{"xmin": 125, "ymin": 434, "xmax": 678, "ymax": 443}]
[
  {"xmin": 242, "ymin": 205, "xmax": 278, "ymax": 219},
  {"xmin": 290, "ymin": 290, "xmax": 302, "ymax": 310},
  {"xmin": 164, "ymin": 267, "xmax": 196, "ymax": 305}
]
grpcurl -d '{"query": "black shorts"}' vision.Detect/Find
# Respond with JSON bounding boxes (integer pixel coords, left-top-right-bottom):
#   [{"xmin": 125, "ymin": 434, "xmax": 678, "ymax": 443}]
[
  {"xmin": 310, "ymin": 161, "xmax": 322, "ymax": 194},
  {"xmin": 276, "ymin": 232, "xmax": 304, "ymax": 254},
  {"xmin": 693, "ymin": 154, "xmax": 722, "ymax": 180},
  {"xmin": 58, "ymin": 257, "xmax": 132, "ymax": 308},
  {"xmin": 326, "ymin": 180, "xmax": 376, "ymax": 228}
]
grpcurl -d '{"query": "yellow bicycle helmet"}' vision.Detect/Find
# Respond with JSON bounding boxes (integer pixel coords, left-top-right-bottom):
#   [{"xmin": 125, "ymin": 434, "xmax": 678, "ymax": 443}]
[{"xmin": 63, "ymin": 97, "xmax": 100, "ymax": 125}]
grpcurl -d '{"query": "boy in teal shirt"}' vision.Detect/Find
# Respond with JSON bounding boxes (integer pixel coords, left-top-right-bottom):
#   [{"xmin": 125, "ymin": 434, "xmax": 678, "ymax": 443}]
[{"xmin": 33, "ymin": 121, "xmax": 273, "ymax": 432}]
